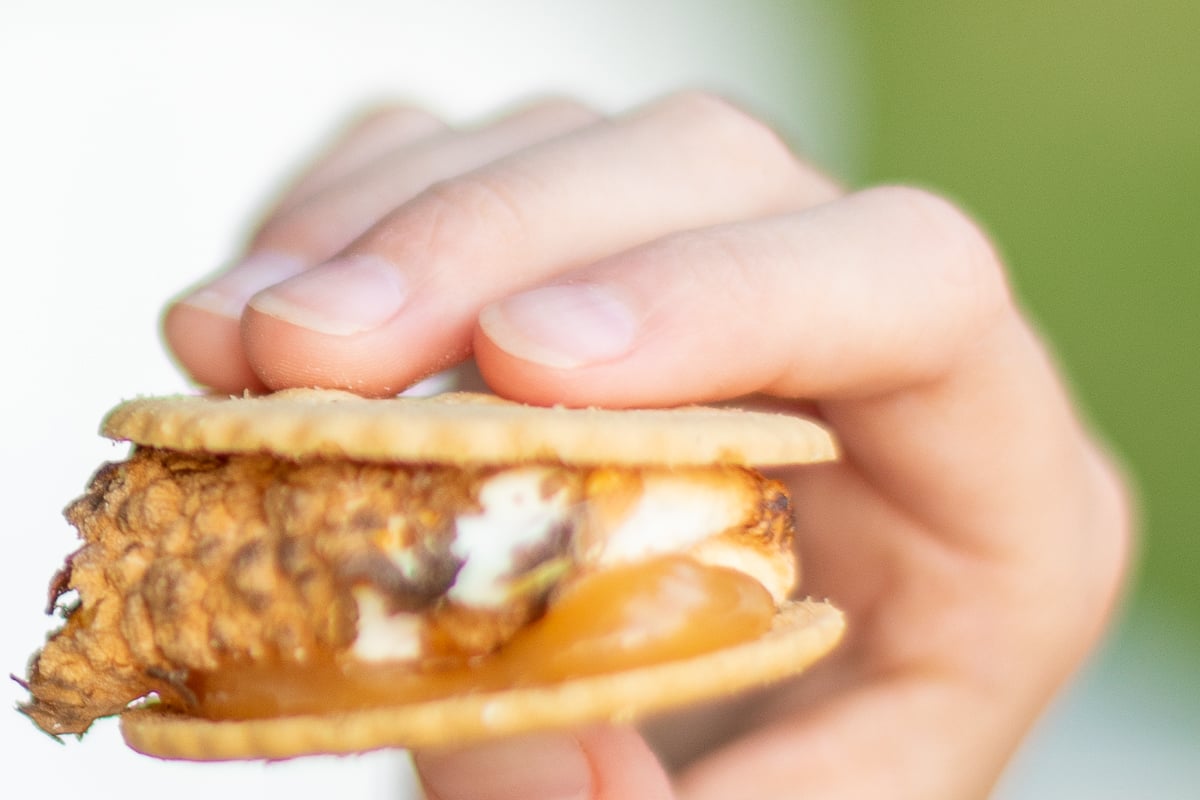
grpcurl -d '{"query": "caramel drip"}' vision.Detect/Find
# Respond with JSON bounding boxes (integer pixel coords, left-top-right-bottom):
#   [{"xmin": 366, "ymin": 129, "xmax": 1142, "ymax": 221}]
[{"xmin": 186, "ymin": 556, "xmax": 774, "ymax": 719}]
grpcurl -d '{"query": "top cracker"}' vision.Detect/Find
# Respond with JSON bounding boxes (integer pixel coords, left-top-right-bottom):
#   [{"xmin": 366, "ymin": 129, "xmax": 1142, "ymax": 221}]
[{"xmin": 101, "ymin": 389, "xmax": 837, "ymax": 467}]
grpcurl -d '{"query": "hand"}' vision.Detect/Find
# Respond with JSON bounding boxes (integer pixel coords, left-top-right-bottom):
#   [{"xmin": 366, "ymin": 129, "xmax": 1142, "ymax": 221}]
[{"xmin": 164, "ymin": 93, "xmax": 1130, "ymax": 799}]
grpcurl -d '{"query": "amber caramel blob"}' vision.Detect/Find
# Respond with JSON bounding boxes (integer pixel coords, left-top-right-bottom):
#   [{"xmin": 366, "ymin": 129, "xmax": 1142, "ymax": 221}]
[{"xmin": 187, "ymin": 556, "xmax": 775, "ymax": 719}]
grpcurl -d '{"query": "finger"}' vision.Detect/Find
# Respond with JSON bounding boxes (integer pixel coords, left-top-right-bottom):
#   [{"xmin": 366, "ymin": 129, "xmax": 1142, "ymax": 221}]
[
  {"xmin": 476, "ymin": 185, "xmax": 1007, "ymax": 403},
  {"xmin": 163, "ymin": 100, "xmax": 599, "ymax": 393},
  {"xmin": 161, "ymin": 254, "xmax": 305, "ymax": 393},
  {"xmin": 269, "ymin": 105, "xmax": 447, "ymax": 216},
  {"xmin": 474, "ymin": 186, "xmax": 1094, "ymax": 555},
  {"xmin": 241, "ymin": 91, "xmax": 842, "ymax": 394},
  {"xmin": 250, "ymin": 99, "xmax": 604, "ymax": 262},
  {"xmin": 166, "ymin": 105, "xmax": 442, "ymax": 391},
  {"xmin": 468, "ymin": 186, "xmax": 1128, "ymax": 798},
  {"xmin": 414, "ymin": 727, "xmax": 674, "ymax": 800}
]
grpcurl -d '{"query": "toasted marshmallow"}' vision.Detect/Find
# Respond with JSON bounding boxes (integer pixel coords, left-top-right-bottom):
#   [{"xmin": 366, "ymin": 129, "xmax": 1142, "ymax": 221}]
[
  {"xmin": 594, "ymin": 473, "xmax": 743, "ymax": 563},
  {"xmin": 449, "ymin": 468, "xmax": 572, "ymax": 608},
  {"xmin": 352, "ymin": 465, "xmax": 794, "ymax": 662}
]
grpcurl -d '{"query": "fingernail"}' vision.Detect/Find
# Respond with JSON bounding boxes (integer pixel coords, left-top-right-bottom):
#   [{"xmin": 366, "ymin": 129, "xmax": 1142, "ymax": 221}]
[
  {"xmin": 248, "ymin": 255, "xmax": 408, "ymax": 335},
  {"xmin": 479, "ymin": 284, "xmax": 637, "ymax": 368},
  {"xmin": 415, "ymin": 733, "xmax": 591, "ymax": 800},
  {"xmin": 176, "ymin": 253, "xmax": 306, "ymax": 319}
]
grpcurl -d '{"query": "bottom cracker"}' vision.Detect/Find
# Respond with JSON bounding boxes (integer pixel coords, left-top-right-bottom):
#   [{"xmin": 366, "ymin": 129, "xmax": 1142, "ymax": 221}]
[{"xmin": 121, "ymin": 599, "xmax": 843, "ymax": 761}]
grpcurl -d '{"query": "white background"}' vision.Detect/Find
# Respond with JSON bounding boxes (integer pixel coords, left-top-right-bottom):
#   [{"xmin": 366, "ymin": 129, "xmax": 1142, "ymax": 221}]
[
  {"xmin": 0, "ymin": 2, "xmax": 855, "ymax": 796},
  {"xmin": 1, "ymin": 2, "xmax": 1194, "ymax": 798}
]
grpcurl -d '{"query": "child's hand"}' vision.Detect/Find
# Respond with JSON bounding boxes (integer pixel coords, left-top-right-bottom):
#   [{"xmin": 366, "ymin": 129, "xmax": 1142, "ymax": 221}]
[{"xmin": 165, "ymin": 94, "xmax": 1130, "ymax": 799}]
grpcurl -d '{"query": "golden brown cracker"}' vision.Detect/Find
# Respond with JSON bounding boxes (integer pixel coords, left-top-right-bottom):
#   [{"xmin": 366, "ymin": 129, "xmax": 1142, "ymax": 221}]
[
  {"xmin": 102, "ymin": 389, "xmax": 837, "ymax": 467},
  {"xmin": 119, "ymin": 598, "xmax": 843, "ymax": 760}
]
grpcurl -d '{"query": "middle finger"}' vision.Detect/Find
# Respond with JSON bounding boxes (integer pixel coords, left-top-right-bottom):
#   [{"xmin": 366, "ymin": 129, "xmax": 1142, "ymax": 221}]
[{"xmin": 251, "ymin": 99, "xmax": 604, "ymax": 263}]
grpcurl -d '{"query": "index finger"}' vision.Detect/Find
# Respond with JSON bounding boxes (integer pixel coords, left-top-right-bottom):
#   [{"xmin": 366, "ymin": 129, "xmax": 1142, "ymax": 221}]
[{"xmin": 474, "ymin": 186, "xmax": 1088, "ymax": 555}]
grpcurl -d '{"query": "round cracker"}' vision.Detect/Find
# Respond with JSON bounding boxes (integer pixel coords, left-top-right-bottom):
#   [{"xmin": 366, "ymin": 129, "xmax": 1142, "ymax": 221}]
[
  {"xmin": 102, "ymin": 389, "xmax": 837, "ymax": 466},
  {"xmin": 120, "ymin": 598, "xmax": 843, "ymax": 761}
]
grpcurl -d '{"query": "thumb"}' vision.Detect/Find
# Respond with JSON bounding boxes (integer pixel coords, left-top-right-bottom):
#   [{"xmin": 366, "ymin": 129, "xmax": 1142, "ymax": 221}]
[{"xmin": 413, "ymin": 727, "xmax": 674, "ymax": 800}]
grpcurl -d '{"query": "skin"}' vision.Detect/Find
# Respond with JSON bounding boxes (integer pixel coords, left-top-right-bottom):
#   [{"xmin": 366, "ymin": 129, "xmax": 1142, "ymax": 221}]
[{"xmin": 163, "ymin": 94, "xmax": 1131, "ymax": 800}]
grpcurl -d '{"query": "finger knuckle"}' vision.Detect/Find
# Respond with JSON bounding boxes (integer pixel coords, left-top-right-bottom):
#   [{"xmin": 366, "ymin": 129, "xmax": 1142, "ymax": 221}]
[
  {"xmin": 657, "ymin": 89, "xmax": 755, "ymax": 129},
  {"xmin": 654, "ymin": 90, "xmax": 801, "ymax": 173},
  {"xmin": 348, "ymin": 103, "xmax": 445, "ymax": 138},
  {"xmin": 518, "ymin": 96, "xmax": 603, "ymax": 129},
  {"xmin": 415, "ymin": 170, "xmax": 533, "ymax": 254},
  {"xmin": 867, "ymin": 185, "xmax": 1012, "ymax": 325},
  {"xmin": 680, "ymin": 230, "xmax": 761, "ymax": 310},
  {"xmin": 635, "ymin": 228, "xmax": 766, "ymax": 336},
  {"xmin": 251, "ymin": 204, "xmax": 342, "ymax": 259}
]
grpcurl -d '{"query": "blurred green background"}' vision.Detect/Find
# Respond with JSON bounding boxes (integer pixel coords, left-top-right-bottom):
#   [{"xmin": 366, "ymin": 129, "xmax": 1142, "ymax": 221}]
[{"xmin": 820, "ymin": 3, "xmax": 1199, "ymax": 651}]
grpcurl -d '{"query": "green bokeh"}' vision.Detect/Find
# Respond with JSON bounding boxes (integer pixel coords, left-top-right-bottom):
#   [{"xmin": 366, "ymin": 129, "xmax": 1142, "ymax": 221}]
[{"xmin": 798, "ymin": 4, "xmax": 1199, "ymax": 646}]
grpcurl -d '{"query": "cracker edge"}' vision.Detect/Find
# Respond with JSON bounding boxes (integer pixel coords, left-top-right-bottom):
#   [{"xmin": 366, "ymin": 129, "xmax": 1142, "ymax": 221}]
[
  {"xmin": 119, "ymin": 599, "xmax": 844, "ymax": 761},
  {"xmin": 100, "ymin": 391, "xmax": 839, "ymax": 467}
]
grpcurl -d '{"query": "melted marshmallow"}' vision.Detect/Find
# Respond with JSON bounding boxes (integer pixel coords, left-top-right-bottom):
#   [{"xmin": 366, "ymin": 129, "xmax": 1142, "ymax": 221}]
[
  {"xmin": 448, "ymin": 468, "xmax": 571, "ymax": 607},
  {"xmin": 596, "ymin": 474, "xmax": 743, "ymax": 565},
  {"xmin": 351, "ymin": 467, "xmax": 785, "ymax": 662}
]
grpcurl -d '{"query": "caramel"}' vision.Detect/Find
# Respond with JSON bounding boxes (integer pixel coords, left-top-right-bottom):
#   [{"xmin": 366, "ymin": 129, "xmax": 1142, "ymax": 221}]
[{"xmin": 186, "ymin": 556, "xmax": 775, "ymax": 719}]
